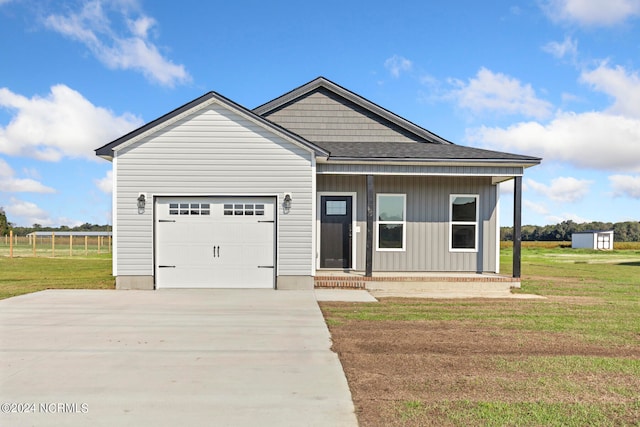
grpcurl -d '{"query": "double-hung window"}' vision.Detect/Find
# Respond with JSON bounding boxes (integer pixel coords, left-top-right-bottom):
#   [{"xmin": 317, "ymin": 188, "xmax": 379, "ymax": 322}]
[
  {"xmin": 450, "ymin": 195, "xmax": 478, "ymax": 252},
  {"xmin": 376, "ymin": 194, "xmax": 406, "ymax": 251}
]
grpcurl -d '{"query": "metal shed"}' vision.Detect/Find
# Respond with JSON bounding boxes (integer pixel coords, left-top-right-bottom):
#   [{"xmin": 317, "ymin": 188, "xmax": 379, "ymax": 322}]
[{"xmin": 571, "ymin": 230, "xmax": 614, "ymax": 250}]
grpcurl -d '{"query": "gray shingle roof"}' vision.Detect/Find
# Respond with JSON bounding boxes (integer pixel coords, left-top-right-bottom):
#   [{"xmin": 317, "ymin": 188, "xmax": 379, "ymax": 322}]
[
  {"xmin": 315, "ymin": 141, "xmax": 541, "ymax": 164},
  {"xmin": 95, "ymin": 77, "xmax": 541, "ymax": 167}
]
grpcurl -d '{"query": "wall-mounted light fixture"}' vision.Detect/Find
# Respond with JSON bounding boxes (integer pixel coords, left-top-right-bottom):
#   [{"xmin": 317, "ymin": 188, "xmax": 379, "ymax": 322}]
[
  {"xmin": 283, "ymin": 193, "xmax": 292, "ymax": 212},
  {"xmin": 137, "ymin": 193, "xmax": 146, "ymax": 214}
]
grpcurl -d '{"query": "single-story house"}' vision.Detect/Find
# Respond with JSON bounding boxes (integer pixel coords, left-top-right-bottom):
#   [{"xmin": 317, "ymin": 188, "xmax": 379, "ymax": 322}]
[
  {"xmin": 95, "ymin": 77, "xmax": 541, "ymax": 290},
  {"xmin": 572, "ymin": 230, "xmax": 614, "ymax": 250}
]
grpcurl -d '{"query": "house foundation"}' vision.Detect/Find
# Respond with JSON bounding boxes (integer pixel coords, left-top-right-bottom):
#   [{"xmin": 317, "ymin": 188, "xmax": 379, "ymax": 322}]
[{"xmin": 314, "ymin": 272, "xmax": 520, "ymax": 298}]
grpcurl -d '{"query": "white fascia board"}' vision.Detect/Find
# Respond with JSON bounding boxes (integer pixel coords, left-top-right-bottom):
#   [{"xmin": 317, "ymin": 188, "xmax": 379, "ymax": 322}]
[
  {"xmin": 311, "ymin": 154, "xmax": 317, "ymax": 277},
  {"xmin": 111, "ymin": 154, "xmax": 118, "ymax": 276}
]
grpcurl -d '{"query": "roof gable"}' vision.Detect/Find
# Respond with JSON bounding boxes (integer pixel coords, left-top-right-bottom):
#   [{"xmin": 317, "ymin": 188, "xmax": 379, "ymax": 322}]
[
  {"xmin": 95, "ymin": 77, "xmax": 540, "ymax": 168},
  {"xmin": 95, "ymin": 91, "xmax": 327, "ymax": 160},
  {"xmin": 253, "ymin": 77, "xmax": 453, "ymax": 145}
]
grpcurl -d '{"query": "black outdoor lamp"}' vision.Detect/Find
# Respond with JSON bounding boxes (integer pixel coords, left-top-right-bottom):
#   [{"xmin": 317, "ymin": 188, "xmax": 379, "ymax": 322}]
[
  {"xmin": 137, "ymin": 194, "xmax": 146, "ymax": 213},
  {"xmin": 283, "ymin": 193, "xmax": 292, "ymax": 210}
]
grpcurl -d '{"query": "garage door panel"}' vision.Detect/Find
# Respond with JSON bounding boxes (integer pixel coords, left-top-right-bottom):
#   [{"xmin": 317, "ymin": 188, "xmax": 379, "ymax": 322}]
[{"xmin": 155, "ymin": 197, "xmax": 275, "ymax": 289}]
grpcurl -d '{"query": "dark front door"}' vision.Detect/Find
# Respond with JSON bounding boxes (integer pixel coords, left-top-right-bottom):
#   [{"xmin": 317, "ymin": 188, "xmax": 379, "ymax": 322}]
[{"xmin": 320, "ymin": 196, "xmax": 352, "ymax": 268}]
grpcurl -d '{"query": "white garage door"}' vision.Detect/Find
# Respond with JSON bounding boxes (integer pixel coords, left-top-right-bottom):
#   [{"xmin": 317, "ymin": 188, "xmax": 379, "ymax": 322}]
[{"xmin": 155, "ymin": 197, "xmax": 275, "ymax": 289}]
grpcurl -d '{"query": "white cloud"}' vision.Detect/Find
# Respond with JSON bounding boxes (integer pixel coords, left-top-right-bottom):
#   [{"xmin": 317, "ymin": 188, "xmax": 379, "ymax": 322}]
[
  {"xmin": 609, "ymin": 174, "xmax": 640, "ymax": 198},
  {"xmin": 500, "ymin": 178, "xmax": 537, "ymax": 197},
  {"xmin": 44, "ymin": 0, "xmax": 190, "ymax": 87},
  {"xmin": 542, "ymin": 36, "xmax": 578, "ymax": 60},
  {"xmin": 527, "ymin": 177, "xmax": 593, "ymax": 203},
  {"xmin": 0, "ymin": 158, "xmax": 11, "ymax": 177},
  {"xmin": 468, "ymin": 111, "xmax": 640, "ymax": 172},
  {"xmin": 469, "ymin": 61, "xmax": 640, "ymax": 172},
  {"xmin": 561, "ymin": 92, "xmax": 583, "ymax": 104},
  {"xmin": 0, "ymin": 158, "xmax": 56, "ymax": 193},
  {"xmin": 5, "ymin": 197, "xmax": 53, "ymax": 227},
  {"xmin": 3, "ymin": 197, "xmax": 86, "ymax": 227},
  {"xmin": 384, "ymin": 55, "xmax": 412, "ymax": 78},
  {"xmin": 525, "ymin": 199, "xmax": 592, "ymax": 225},
  {"xmin": 449, "ymin": 67, "xmax": 553, "ymax": 119},
  {"xmin": 128, "ymin": 15, "xmax": 155, "ymax": 38},
  {"xmin": 546, "ymin": 213, "xmax": 593, "ymax": 224},
  {"xmin": 0, "ymin": 85, "xmax": 142, "ymax": 161},
  {"xmin": 524, "ymin": 199, "xmax": 550, "ymax": 215},
  {"xmin": 499, "ymin": 180, "xmax": 515, "ymax": 195},
  {"xmin": 95, "ymin": 169, "xmax": 112, "ymax": 193},
  {"xmin": 21, "ymin": 167, "xmax": 41, "ymax": 179},
  {"xmin": 543, "ymin": 0, "xmax": 640, "ymax": 26},
  {"xmin": 580, "ymin": 63, "xmax": 640, "ymax": 118}
]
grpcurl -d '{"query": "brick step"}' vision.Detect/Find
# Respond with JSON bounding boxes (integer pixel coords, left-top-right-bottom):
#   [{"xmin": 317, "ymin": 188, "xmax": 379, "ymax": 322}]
[
  {"xmin": 314, "ymin": 275, "xmax": 519, "ymax": 290},
  {"xmin": 314, "ymin": 277, "xmax": 366, "ymax": 289}
]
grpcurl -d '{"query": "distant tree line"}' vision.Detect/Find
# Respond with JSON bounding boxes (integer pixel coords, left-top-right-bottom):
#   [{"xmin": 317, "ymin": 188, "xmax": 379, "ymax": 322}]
[
  {"xmin": 2, "ymin": 206, "xmax": 638, "ymax": 241},
  {"xmin": 0, "ymin": 208, "xmax": 111, "ymax": 236},
  {"xmin": 0, "ymin": 208, "xmax": 9, "ymax": 236},
  {"xmin": 501, "ymin": 220, "xmax": 640, "ymax": 242}
]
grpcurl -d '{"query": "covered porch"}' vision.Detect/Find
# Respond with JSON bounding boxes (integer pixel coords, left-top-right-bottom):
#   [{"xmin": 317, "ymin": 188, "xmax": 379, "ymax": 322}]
[{"xmin": 315, "ymin": 170, "xmax": 525, "ymax": 282}]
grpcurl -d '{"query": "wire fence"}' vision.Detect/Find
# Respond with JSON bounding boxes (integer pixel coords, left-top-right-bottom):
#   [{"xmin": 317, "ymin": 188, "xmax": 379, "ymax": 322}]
[{"xmin": 1, "ymin": 232, "xmax": 112, "ymax": 258}]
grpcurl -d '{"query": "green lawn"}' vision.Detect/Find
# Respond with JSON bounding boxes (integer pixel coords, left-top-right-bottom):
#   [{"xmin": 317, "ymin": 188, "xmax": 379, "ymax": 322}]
[
  {"xmin": 504, "ymin": 246, "xmax": 640, "ymax": 298},
  {"xmin": 322, "ymin": 246, "xmax": 640, "ymax": 426},
  {"xmin": 0, "ymin": 254, "xmax": 114, "ymax": 299}
]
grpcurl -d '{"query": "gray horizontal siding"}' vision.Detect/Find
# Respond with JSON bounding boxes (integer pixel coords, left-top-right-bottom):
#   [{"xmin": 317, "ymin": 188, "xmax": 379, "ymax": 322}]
[
  {"xmin": 318, "ymin": 163, "xmax": 524, "ymax": 176},
  {"xmin": 317, "ymin": 175, "xmax": 498, "ymax": 273},
  {"xmin": 263, "ymin": 89, "xmax": 425, "ymax": 143},
  {"xmin": 115, "ymin": 102, "xmax": 314, "ymax": 277}
]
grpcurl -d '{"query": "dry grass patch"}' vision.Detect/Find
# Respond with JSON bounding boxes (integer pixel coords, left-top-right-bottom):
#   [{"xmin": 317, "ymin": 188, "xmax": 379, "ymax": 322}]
[{"xmin": 321, "ymin": 313, "xmax": 640, "ymax": 426}]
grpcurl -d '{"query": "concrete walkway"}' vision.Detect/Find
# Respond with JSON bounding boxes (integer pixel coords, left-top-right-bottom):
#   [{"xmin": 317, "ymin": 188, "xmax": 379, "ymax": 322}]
[{"xmin": 0, "ymin": 290, "xmax": 358, "ymax": 427}]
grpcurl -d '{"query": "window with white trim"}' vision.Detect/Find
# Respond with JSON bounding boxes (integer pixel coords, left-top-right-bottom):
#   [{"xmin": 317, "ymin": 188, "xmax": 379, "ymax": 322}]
[
  {"xmin": 376, "ymin": 194, "xmax": 406, "ymax": 251},
  {"xmin": 450, "ymin": 195, "xmax": 478, "ymax": 251}
]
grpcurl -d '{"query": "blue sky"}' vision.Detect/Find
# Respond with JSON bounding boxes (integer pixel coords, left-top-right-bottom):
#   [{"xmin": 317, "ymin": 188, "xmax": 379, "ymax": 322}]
[{"xmin": 1, "ymin": 0, "xmax": 640, "ymax": 227}]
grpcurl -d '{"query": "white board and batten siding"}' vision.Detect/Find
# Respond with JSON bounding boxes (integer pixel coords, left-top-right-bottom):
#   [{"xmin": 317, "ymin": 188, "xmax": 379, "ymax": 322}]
[{"xmin": 113, "ymin": 101, "xmax": 315, "ymax": 285}]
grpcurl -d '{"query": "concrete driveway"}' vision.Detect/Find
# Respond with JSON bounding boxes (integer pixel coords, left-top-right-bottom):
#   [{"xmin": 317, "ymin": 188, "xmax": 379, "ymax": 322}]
[{"xmin": 0, "ymin": 290, "xmax": 358, "ymax": 427}]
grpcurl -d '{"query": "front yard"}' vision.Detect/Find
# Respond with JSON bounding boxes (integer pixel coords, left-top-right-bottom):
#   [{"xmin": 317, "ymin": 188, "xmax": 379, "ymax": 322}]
[{"xmin": 320, "ymin": 246, "xmax": 640, "ymax": 426}]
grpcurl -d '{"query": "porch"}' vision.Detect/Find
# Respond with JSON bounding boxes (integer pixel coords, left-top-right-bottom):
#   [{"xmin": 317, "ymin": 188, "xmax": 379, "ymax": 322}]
[{"xmin": 314, "ymin": 271, "xmax": 521, "ymax": 298}]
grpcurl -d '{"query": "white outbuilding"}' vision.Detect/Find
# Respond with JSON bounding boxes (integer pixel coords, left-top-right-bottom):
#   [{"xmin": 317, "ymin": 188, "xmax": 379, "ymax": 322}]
[{"xmin": 571, "ymin": 230, "xmax": 614, "ymax": 250}]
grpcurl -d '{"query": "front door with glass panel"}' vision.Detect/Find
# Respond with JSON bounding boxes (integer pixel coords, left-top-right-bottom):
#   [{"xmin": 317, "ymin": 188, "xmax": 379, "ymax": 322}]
[{"xmin": 320, "ymin": 196, "xmax": 352, "ymax": 268}]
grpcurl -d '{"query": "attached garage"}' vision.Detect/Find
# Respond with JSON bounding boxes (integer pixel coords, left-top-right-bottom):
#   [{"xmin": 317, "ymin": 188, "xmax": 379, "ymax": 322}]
[{"xmin": 155, "ymin": 197, "xmax": 276, "ymax": 288}]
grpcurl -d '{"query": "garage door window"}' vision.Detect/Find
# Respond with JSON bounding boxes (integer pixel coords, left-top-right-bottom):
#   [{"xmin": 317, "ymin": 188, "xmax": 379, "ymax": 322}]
[
  {"xmin": 224, "ymin": 203, "xmax": 265, "ymax": 216},
  {"xmin": 169, "ymin": 203, "xmax": 210, "ymax": 216}
]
